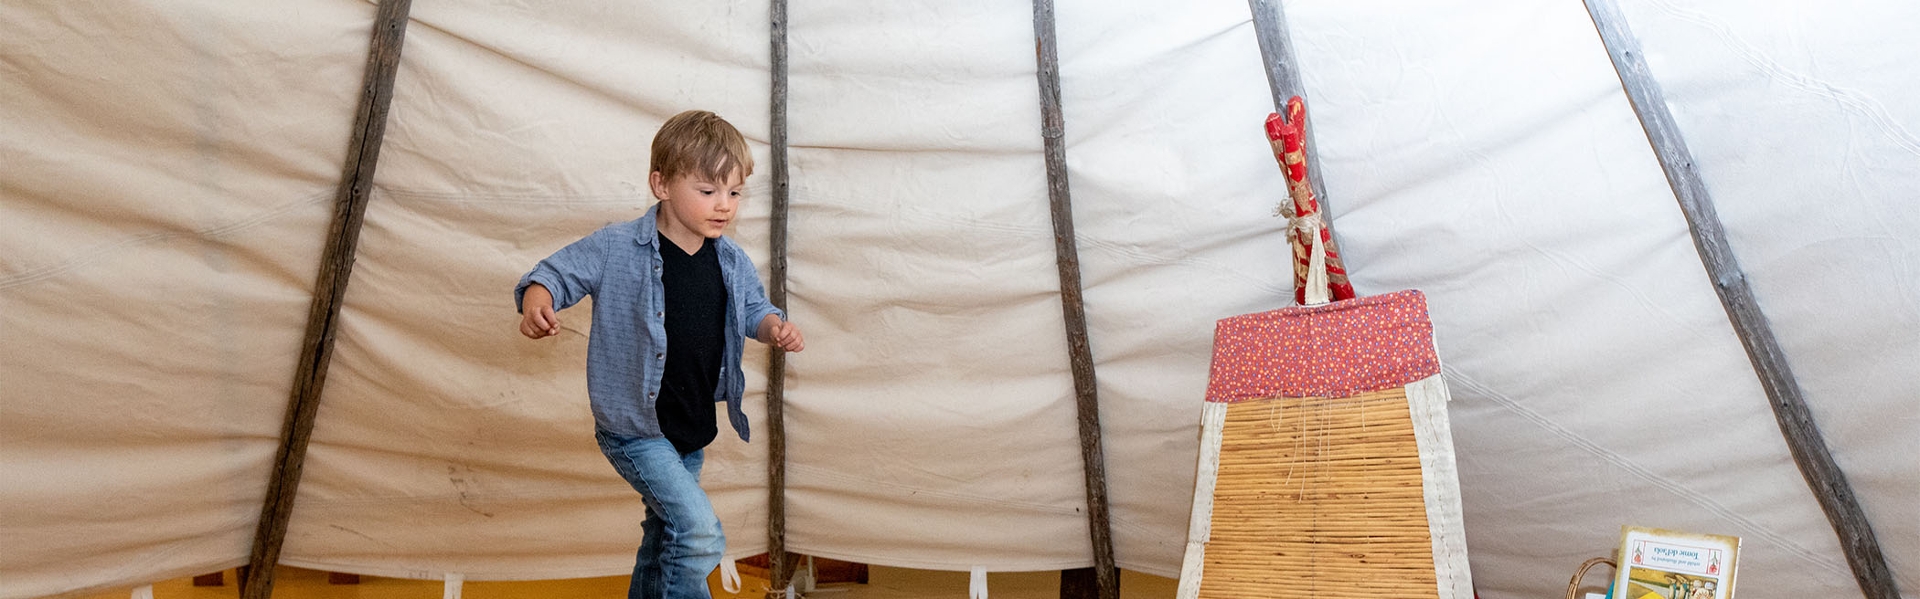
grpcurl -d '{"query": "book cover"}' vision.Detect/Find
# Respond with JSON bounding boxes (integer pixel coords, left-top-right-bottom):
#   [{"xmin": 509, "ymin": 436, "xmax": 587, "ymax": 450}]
[{"xmin": 1611, "ymin": 526, "xmax": 1740, "ymax": 599}]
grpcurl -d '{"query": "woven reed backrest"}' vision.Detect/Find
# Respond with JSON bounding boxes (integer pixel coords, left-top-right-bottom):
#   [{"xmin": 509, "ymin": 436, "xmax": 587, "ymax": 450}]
[{"xmin": 1200, "ymin": 388, "xmax": 1441, "ymax": 599}]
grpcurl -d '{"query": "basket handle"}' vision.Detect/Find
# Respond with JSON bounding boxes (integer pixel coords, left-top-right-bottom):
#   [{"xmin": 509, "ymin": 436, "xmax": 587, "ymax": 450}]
[{"xmin": 1566, "ymin": 557, "xmax": 1617, "ymax": 599}]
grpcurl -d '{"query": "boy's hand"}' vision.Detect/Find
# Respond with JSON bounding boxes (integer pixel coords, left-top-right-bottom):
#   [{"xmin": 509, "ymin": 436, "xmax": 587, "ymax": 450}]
[
  {"xmin": 520, "ymin": 284, "xmax": 561, "ymax": 339},
  {"xmin": 758, "ymin": 314, "xmax": 805, "ymax": 352}
]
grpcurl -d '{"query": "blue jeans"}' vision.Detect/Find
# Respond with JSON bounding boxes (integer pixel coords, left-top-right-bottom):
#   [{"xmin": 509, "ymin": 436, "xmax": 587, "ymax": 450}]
[{"xmin": 596, "ymin": 430, "xmax": 726, "ymax": 599}]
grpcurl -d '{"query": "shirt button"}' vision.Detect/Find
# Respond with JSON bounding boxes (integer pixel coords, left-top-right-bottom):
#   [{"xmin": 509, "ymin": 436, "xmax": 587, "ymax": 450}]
[
  {"xmin": 648, "ymin": 392, "xmax": 657, "ymax": 399},
  {"xmin": 656, "ymin": 353, "xmax": 664, "ymax": 360},
  {"xmin": 656, "ymin": 311, "xmax": 664, "ymax": 318}
]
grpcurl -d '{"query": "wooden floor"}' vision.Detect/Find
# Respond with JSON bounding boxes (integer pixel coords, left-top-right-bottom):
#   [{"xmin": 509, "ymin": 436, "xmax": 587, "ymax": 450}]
[{"xmin": 77, "ymin": 565, "xmax": 1178, "ymax": 599}]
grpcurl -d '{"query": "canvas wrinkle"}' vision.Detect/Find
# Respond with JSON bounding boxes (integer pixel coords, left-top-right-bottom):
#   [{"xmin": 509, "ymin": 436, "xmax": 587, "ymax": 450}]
[
  {"xmin": 787, "ymin": 463, "xmax": 1084, "ymax": 516},
  {"xmin": 377, "ymin": 187, "xmax": 679, "ymax": 205},
  {"xmin": 401, "ymin": 8, "xmax": 696, "ymax": 124},
  {"xmin": 787, "ymin": 143, "xmax": 1026, "ymax": 156},
  {"xmin": 1441, "ymin": 364, "xmax": 1851, "ymax": 578},
  {"xmin": 294, "ymin": 486, "xmax": 619, "ymax": 509},
  {"xmin": 1076, "ymin": 236, "xmax": 1292, "ymax": 296},
  {"xmin": 1641, "ymin": 0, "xmax": 1920, "ymax": 156},
  {"xmin": 0, "ymin": 191, "xmax": 331, "ymax": 291},
  {"xmin": 1512, "ymin": 237, "xmax": 1721, "ymax": 346}
]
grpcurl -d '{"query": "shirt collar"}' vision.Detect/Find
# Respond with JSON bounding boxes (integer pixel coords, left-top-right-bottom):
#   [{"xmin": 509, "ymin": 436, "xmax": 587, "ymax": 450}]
[{"xmin": 635, "ymin": 203, "xmax": 661, "ymax": 247}]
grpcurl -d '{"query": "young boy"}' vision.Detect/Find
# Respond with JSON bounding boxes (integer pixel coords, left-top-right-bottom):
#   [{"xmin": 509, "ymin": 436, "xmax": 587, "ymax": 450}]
[{"xmin": 515, "ymin": 110, "xmax": 804, "ymax": 599}]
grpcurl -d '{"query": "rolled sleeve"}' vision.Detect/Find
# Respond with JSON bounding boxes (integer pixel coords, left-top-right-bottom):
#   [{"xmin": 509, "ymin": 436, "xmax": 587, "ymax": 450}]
[
  {"xmin": 747, "ymin": 301, "xmax": 784, "ymax": 340},
  {"xmin": 730, "ymin": 251, "xmax": 784, "ymax": 341},
  {"xmin": 515, "ymin": 228, "xmax": 608, "ymax": 313}
]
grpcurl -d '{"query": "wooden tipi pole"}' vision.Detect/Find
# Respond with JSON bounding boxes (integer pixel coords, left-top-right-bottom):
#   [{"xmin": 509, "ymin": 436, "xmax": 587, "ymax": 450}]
[
  {"xmin": 242, "ymin": 0, "xmax": 413, "ymax": 597},
  {"xmin": 1247, "ymin": 0, "xmax": 1328, "ymax": 212},
  {"xmin": 1029, "ymin": 2, "xmax": 1120, "ymax": 599},
  {"xmin": 765, "ymin": 0, "xmax": 797, "ymax": 594},
  {"xmin": 1246, "ymin": 0, "xmax": 1359, "ymax": 303},
  {"xmin": 1581, "ymin": 1, "xmax": 1899, "ymax": 598}
]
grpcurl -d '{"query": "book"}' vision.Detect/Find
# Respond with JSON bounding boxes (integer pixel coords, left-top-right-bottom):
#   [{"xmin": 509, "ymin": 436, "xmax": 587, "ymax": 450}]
[{"xmin": 1612, "ymin": 526, "xmax": 1740, "ymax": 599}]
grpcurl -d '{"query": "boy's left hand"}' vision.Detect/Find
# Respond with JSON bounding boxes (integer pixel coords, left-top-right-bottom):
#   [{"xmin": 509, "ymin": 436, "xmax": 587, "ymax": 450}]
[{"xmin": 759, "ymin": 315, "xmax": 805, "ymax": 352}]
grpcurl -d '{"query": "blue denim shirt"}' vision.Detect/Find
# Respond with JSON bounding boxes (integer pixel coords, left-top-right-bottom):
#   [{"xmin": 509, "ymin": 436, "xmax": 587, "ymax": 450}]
[{"xmin": 516, "ymin": 204, "xmax": 782, "ymax": 442}]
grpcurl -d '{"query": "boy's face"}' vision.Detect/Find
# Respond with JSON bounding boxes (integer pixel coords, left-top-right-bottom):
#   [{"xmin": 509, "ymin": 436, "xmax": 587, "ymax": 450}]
[{"xmin": 650, "ymin": 168, "xmax": 745, "ymax": 240}]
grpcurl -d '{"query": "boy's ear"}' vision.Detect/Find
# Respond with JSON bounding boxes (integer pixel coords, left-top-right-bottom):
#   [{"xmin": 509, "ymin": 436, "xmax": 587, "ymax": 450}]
[{"xmin": 648, "ymin": 171, "xmax": 667, "ymax": 201}]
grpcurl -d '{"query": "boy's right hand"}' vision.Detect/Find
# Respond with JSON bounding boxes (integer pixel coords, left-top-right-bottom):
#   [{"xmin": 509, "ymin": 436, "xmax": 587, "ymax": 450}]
[{"xmin": 520, "ymin": 283, "xmax": 560, "ymax": 339}]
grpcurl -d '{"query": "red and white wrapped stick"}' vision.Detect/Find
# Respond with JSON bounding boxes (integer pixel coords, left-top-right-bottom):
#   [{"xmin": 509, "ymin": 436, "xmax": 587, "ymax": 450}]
[{"xmin": 1265, "ymin": 97, "xmax": 1356, "ymax": 305}]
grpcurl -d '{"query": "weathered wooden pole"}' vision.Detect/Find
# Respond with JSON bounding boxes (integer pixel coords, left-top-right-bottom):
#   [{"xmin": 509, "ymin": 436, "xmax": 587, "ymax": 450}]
[
  {"xmin": 241, "ymin": 0, "xmax": 413, "ymax": 597},
  {"xmin": 765, "ymin": 0, "xmax": 796, "ymax": 595},
  {"xmin": 1580, "ymin": 1, "xmax": 1899, "ymax": 598},
  {"xmin": 1029, "ymin": 2, "xmax": 1119, "ymax": 599},
  {"xmin": 1246, "ymin": 0, "xmax": 1359, "ymax": 301},
  {"xmin": 1246, "ymin": 0, "xmax": 1330, "ymax": 217}
]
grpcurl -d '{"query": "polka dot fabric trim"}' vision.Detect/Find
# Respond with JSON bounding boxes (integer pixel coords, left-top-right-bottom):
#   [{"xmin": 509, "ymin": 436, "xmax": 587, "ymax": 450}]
[{"xmin": 1205, "ymin": 290, "xmax": 1440, "ymax": 403}]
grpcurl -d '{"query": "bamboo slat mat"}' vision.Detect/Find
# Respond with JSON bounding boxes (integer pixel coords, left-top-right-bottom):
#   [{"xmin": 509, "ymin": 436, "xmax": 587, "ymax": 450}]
[{"xmin": 1198, "ymin": 387, "xmax": 1440, "ymax": 599}]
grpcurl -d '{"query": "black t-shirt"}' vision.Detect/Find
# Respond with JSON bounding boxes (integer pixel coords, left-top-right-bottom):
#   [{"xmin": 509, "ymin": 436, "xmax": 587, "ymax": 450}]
[{"xmin": 656, "ymin": 233, "xmax": 727, "ymax": 455}]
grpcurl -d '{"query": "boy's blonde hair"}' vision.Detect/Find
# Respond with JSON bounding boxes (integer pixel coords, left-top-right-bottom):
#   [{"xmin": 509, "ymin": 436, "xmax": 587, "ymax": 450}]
[{"xmin": 651, "ymin": 110, "xmax": 754, "ymax": 183}]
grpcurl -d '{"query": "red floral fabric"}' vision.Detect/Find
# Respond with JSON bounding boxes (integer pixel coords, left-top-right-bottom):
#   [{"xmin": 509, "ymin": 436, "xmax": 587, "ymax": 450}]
[{"xmin": 1205, "ymin": 290, "xmax": 1439, "ymax": 402}]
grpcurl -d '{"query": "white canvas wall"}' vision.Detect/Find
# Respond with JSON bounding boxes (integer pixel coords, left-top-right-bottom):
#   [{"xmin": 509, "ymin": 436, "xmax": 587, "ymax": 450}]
[
  {"xmin": 2, "ymin": 0, "xmax": 1914, "ymax": 598},
  {"xmin": 1, "ymin": 1, "xmax": 369, "ymax": 595}
]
